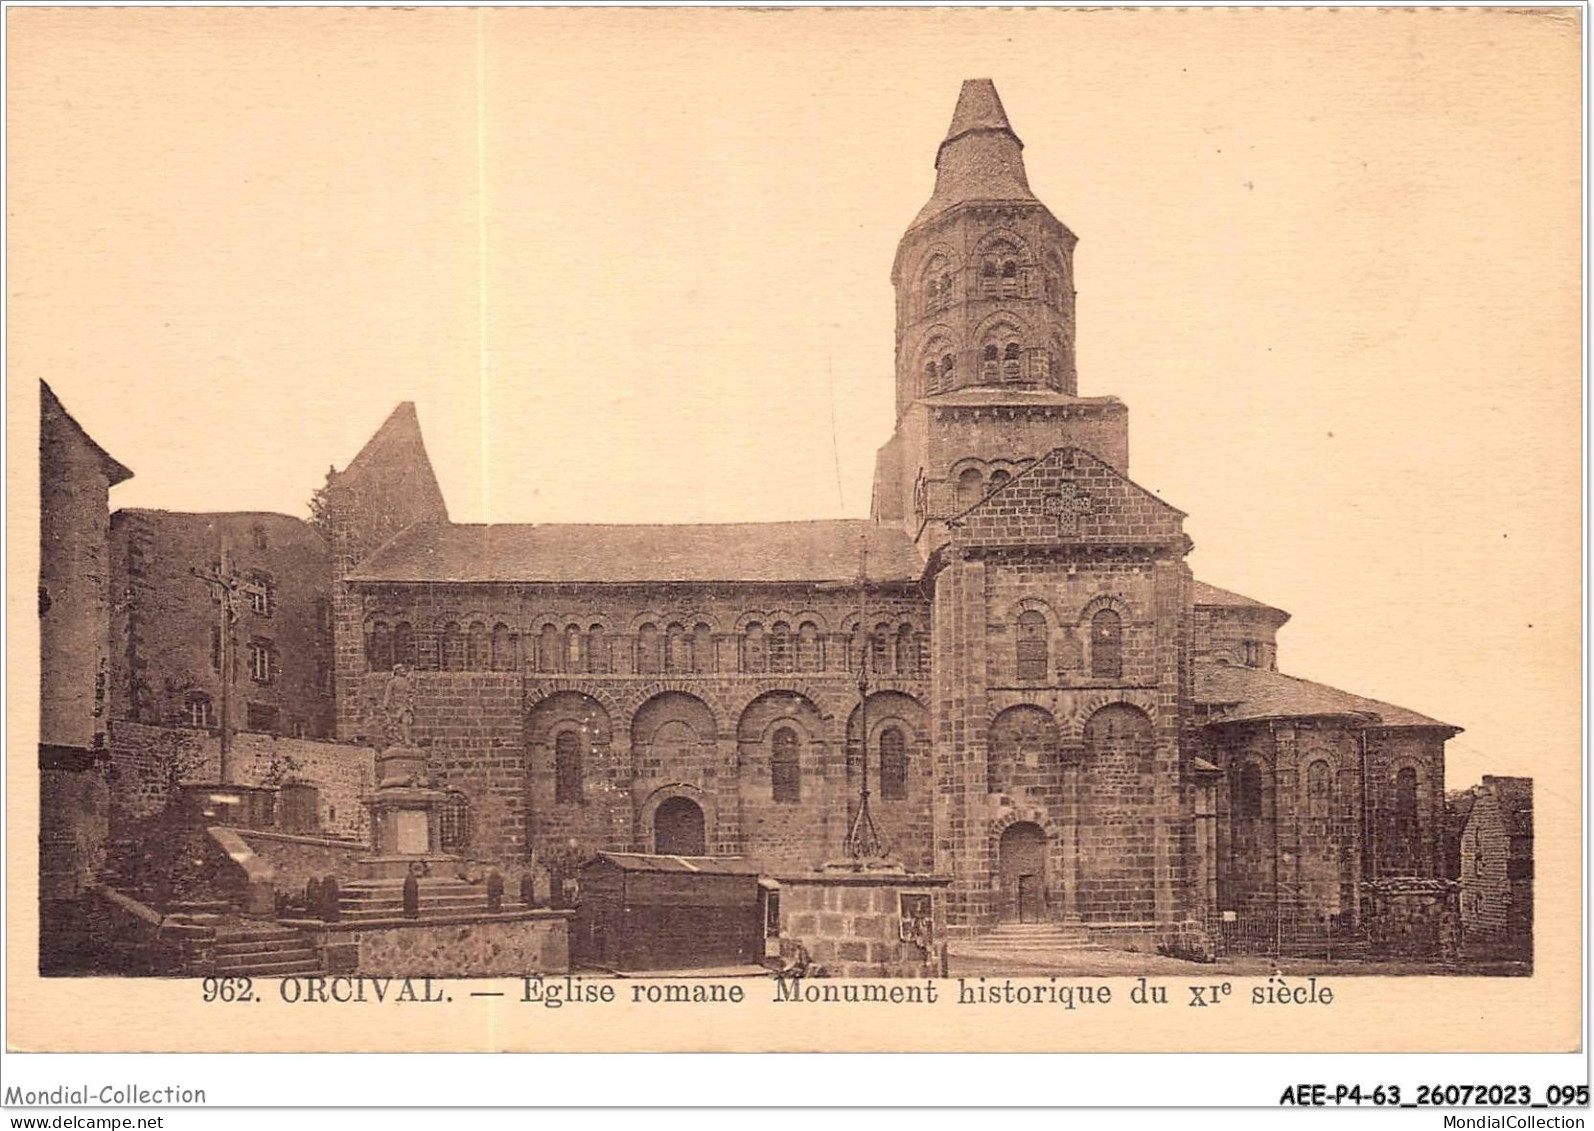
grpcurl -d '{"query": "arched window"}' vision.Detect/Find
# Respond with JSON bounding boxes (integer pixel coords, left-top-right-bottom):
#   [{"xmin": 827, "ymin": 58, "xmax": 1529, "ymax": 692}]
[
  {"xmin": 466, "ymin": 623, "xmax": 489, "ymax": 670},
  {"xmin": 692, "ymin": 622, "xmax": 714, "ymax": 673},
  {"xmin": 538, "ymin": 624, "xmax": 560, "ymax": 673},
  {"xmin": 982, "ymin": 343, "xmax": 1000, "ymax": 382},
  {"xmin": 1090, "ymin": 609, "xmax": 1123, "ymax": 680},
  {"xmin": 1307, "ymin": 760, "xmax": 1333, "ymax": 820},
  {"xmin": 554, "ymin": 731, "xmax": 583, "ymax": 805},
  {"xmin": 923, "ymin": 359, "xmax": 938, "ymax": 395},
  {"xmin": 921, "ymin": 255, "xmax": 952, "ymax": 314},
  {"xmin": 587, "ymin": 625, "xmax": 609, "ymax": 674},
  {"xmin": 771, "ymin": 726, "xmax": 800, "ymax": 802},
  {"xmin": 440, "ymin": 622, "xmax": 465, "ymax": 671},
  {"xmin": 956, "ymin": 467, "xmax": 985, "ymax": 510},
  {"xmin": 1237, "ymin": 763, "xmax": 1264, "ymax": 819},
  {"xmin": 1002, "ymin": 341, "xmax": 1022, "ymax": 381},
  {"xmin": 439, "ymin": 791, "xmax": 470, "ymax": 851},
  {"xmin": 895, "ymin": 624, "xmax": 919, "ymax": 674},
  {"xmin": 1015, "ymin": 609, "xmax": 1048, "ymax": 681},
  {"xmin": 769, "ymin": 622, "xmax": 793, "ymax": 673},
  {"xmin": 565, "ymin": 625, "xmax": 584, "ymax": 672},
  {"xmin": 940, "ymin": 353, "xmax": 955, "ymax": 390},
  {"xmin": 186, "ymin": 692, "xmax": 214, "ymax": 729},
  {"xmin": 1394, "ymin": 767, "xmax": 1420, "ymax": 860},
  {"xmin": 797, "ymin": 621, "xmax": 822, "ymax": 673},
  {"xmin": 490, "ymin": 623, "xmax": 513, "ymax": 671},
  {"xmin": 742, "ymin": 622, "xmax": 767, "ymax": 674},
  {"xmin": 988, "ymin": 469, "xmax": 1011, "ymax": 493},
  {"xmin": 367, "ymin": 622, "xmax": 393, "ymax": 673},
  {"xmin": 393, "ymin": 622, "xmax": 416, "ymax": 668},
  {"xmin": 636, "ymin": 623, "xmax": 661, "ymax": 674},
  {"xmin": 665, "ymin": 623, "xmax": 689, "ymax": 673},
  {"xmin": 879, "ymin": 726, "xmax": 908, "ymax": 801}
]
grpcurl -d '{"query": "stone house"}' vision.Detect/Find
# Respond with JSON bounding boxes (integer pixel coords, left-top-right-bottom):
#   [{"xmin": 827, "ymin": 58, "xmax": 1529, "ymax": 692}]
[
  {"xmin": 1455, "ymin": 775, "xmax": 1533, "ymax": 956},
  {"xmin": 38, "ymin": 381, "xmax": 132, "ymax": 900},
  {"xmin": 109, "ymin": 509, "xmax": 335, "ymax": 740}
]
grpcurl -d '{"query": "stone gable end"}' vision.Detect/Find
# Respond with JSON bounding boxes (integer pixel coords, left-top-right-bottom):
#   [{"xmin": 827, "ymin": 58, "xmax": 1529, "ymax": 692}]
[{"xmin": 950, "ymin": 447, "xmax": 1185, "ymax": 548}]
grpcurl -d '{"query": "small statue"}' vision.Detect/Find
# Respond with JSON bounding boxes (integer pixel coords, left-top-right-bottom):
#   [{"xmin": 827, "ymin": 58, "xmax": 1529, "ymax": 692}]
[
  {"xmin": 486, "ymin": 870, "xmax": 504, "ymax": 913},
  {"xmin": 381, "ymin": 663, "xmax": 416, "ymax": 749}
]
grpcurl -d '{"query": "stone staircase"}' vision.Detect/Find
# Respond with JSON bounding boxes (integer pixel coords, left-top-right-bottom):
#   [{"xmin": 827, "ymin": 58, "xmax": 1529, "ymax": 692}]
[
  {"xmin": 335, "ymin": 877, "xmax": 502, "ymax": 922},
  {"xmin": 946, "ymin": 920, "xmax": 1101, "ymax": 969},
  {"xmin": 981, "ymin": 921, "xmax": 1095, "ymax": 952},
  {"xmin": 212, "ymin": 923, "xmax": 323, "ymax": 977}
]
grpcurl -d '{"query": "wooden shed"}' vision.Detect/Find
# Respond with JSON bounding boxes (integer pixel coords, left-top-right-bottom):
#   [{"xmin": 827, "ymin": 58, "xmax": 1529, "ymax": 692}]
[{"xmin": 574, "ymin": 852, "xmax": 761, "ymax": 972}]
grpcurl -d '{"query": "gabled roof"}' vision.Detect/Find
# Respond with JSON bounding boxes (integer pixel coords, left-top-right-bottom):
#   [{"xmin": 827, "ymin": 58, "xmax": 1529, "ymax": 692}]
[
  {"xmin": 347, "ymin": 519, "xmax": 925, "ymax": 586},
  {"xmin": 952, "ymin": 445, "xmax": 1187, "ymax": 549},
  {"xmin": 1192, "ymin": 580, "xmax": 1291, "ymax": 623},
  {"xmin": 1196, "ymin": 660, "xmax": 1458, "ymax": 731},
  {"xmin": 337, "ymin": 401, "xmax": 449, "ymax": 525},
  {"xmin": 587, "ymin": 852, "xmax": 760, "ymax": 876},
  {"xmin": 41, "ymin": 381, "xmax": 133, "ymax": 486}
]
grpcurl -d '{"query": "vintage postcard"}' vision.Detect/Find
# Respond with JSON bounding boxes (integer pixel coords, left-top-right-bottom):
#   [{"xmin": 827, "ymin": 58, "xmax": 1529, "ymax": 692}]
[{"xmin": 5, "ymin": 5, "xmax": 1583, "ymax": 1061}]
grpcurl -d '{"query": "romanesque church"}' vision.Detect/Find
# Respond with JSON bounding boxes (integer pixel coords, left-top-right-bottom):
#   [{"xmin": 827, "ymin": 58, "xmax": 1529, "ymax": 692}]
[{"xmin": 313, "ymin": 80, "xmax": 1458, "ymax": 949}]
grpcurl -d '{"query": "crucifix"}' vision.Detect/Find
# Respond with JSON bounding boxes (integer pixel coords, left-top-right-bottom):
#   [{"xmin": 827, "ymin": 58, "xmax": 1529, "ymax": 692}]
[
  {"xmin": 190, "ymin": 542, "xmax": 242, "ymax": 783},
  {"xmin": 845, "ymin": 532, "xmax": 883, "ymax": 860}
]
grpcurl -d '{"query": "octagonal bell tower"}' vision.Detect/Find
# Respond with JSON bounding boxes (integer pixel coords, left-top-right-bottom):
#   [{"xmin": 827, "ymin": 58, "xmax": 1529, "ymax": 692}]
[{"xmin": 872, "ymin": 80, "xmax": 1130, "ymax": 551}]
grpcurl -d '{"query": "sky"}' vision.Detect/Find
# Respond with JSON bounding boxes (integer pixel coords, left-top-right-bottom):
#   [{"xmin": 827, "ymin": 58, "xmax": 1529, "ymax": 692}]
[{"xmin": 8, "ymin": 7, "xmax": 1583, "ymax": 793}]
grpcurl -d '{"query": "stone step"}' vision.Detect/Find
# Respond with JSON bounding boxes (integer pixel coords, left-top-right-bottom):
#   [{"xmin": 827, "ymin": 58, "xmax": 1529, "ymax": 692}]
[
  {"xmin": 334, "ymin": 905, "xmax": 495, "ymax": 923},
  {"xmin": 169, "ymin": 899, "xmax": 233, "ymax": 914},
  {"xmin": 216, "ymin": 944, "xmax": 317, "ymax": 966},
  {"xmin": 339, "ymin": 880, "xmax": 480, "ymax": 895},
  {"xmin": 214, "ymin": 935, "xmax": 305, "ymax": 957},
  {"xmin": 213, "ymin": 956, "xmax": 323, "ymax": 977}
]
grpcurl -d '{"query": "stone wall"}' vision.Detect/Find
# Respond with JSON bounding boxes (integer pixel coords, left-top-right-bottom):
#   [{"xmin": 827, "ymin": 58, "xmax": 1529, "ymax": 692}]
[
  {"xmin": 305, "ymin": 912, "xmax": 571, "ymax": 977},
  {"xmin": 1193, "ymin": 604, "xmax": 1282, "ymax": 670},
  {"xmin": 232, "ymin": 829, "xmax": 371, "ymax": 895},
  {"xmin": 40, "ymin": 384, "xmax": 120, "ymax": 755},
  {"xmin": 1204, "ymin": 719, "xmax": 1365, "ymax": 928},
  {"xmin": 110, "ymin": 509, "xmax": 334, "ymax": 739},
  {"xmin": 107, "ymin": 719, "xmax": 374, "ymax": 842},
  {"xmin": 776, "ymin": 873, "xmax": 949, "ymax": 978},
  {"xmin": 1366, "ymin": 729, "xmax": 1447, "ymax": 879},
  {"xmin": 1361, "ymin": 877, "xmax": 1458, "ymax": 957},
  {"xmin": 40, "ymin": 766, "xmax": 111, "ymax": 900},
  {"xmin": 929, "ymin": 543, "xmax": 1190, "ymax": 933},
  {"xmin": 334, "ymin": 582, "xmax": 937, "ymax": 876}
]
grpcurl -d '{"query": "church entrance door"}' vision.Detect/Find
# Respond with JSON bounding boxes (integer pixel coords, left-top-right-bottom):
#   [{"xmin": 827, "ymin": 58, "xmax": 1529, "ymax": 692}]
[
  {"xmin": 998, "ymin": 822, "xmax": 1047, "ymax": 923},
  {"xmin": 654, "ymin": 797, "xmax": 707, "ymax": 856}
]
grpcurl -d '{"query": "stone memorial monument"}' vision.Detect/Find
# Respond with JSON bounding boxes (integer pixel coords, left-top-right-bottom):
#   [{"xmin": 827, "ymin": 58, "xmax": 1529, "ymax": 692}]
[{"xmin": 359, "ymin": 665, "xmax": 454, "ymax": 878}]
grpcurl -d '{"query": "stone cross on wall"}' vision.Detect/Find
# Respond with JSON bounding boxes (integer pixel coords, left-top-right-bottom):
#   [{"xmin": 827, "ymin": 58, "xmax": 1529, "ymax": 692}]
[{"xmin": 1043, "ymin": 482, "xmax": 1094, "ymax": 535}]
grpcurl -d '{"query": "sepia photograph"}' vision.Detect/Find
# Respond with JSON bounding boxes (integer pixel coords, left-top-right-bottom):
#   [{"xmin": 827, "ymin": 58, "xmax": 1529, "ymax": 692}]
[{"xmin": 6, "ymin": 3, "xmax": 1583, "ymax": 1071}]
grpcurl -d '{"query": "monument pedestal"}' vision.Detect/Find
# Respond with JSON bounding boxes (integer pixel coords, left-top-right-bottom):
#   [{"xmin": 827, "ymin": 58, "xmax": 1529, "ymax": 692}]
[{"xmin": 359, "ymin": 746, "xmax": 455, "ymax": 880}]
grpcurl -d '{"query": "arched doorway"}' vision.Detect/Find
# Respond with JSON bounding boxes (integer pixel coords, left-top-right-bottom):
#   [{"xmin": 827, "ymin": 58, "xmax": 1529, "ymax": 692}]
[
  {"xmin": 999, "ymin": 822, "xmax": 1047, "ymax": 923},
  {"xmin": 654, "ymin": 797, "xmax": 706, "ymax": 856}
]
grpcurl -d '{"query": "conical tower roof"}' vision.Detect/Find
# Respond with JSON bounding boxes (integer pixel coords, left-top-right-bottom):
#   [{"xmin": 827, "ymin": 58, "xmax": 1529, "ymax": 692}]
[{"xmin": 911, "ymin": 79, "xmax": 1037, "ymax": 228}]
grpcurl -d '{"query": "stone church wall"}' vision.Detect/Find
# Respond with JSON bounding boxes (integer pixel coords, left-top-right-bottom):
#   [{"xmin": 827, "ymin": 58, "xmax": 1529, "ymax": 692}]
[{"xmin": 336, "ymin": 581, "xmax": 938, "ymax": 875}]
